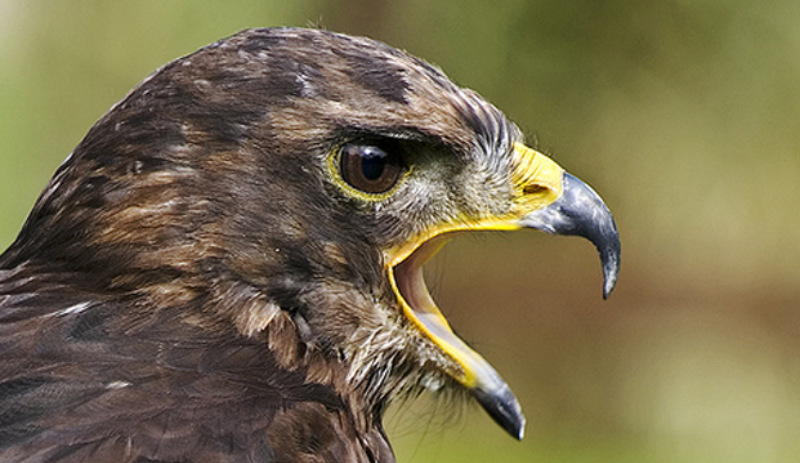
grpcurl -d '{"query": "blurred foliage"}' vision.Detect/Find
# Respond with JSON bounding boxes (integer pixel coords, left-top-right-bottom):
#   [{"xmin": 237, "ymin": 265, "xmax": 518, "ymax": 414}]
[{"xmin": 1, "ymin": 0, "xmax": 798, "ymax": 461}]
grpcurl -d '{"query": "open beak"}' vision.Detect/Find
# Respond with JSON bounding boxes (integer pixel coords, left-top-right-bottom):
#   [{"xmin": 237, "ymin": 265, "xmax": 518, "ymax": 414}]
[{"xmin": 386, "ymin": 143, "xmax": 621, "ymax": 440}]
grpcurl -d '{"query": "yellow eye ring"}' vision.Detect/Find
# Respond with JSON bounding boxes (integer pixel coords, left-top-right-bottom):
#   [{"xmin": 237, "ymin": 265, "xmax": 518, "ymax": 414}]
[{"xmin": 327, "ymin": 141, "xmax": 410, "ymax": 201}]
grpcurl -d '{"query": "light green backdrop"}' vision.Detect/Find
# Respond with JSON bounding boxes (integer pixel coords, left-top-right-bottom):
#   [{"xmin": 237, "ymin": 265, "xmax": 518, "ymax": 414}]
[{"xmin": 1, "ymin": 1, "xmax": 798, "ymax": 461}]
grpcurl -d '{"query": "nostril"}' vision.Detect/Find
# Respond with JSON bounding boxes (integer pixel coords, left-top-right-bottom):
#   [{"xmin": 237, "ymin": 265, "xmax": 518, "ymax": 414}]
[{"xmin": 522, "ymin": 184, "xmax": 547, "ymax": 195}]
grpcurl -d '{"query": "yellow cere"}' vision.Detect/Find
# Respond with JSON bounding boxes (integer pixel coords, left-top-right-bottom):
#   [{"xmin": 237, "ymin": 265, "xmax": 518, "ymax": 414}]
[{"xmin": 511, "ymin": 142, "xmax": 564, "ymax": 212}]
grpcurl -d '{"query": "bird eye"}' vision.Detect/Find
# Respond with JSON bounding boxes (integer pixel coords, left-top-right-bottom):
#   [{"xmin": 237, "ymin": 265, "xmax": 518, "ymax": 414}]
[{"xmin": 339, "ymin": 142, "xmax": 406, "ymax": 195}]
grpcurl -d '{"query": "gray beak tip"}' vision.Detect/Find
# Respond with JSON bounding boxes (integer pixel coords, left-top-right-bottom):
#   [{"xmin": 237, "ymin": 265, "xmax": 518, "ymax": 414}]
[
  {"xmin": 600, "ymin": 223, "xmax": 621, "ymax": 299},
  {"xmin": 602, "ymin": 251, "xmax": 620, "ymax": 299},
  {"xmin": 472, "ymin": 381, "xmax": 526, "ymax": 440}
]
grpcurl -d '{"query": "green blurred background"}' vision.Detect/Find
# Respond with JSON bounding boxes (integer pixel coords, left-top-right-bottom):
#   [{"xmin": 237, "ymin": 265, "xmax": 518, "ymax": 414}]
[{"xmin": 1, "ymin": 1, "xmax": 798, "ymax": 461}]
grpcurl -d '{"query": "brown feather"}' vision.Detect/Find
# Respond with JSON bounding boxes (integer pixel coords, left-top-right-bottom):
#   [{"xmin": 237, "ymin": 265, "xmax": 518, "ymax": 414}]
[{"xmin": 0, "ymin": 27, "xmax": 521, "ymax": 462}]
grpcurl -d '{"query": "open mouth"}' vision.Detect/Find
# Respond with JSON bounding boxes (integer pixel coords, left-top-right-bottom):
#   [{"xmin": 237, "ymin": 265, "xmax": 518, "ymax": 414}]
[
  {"xmin": 388, "ymin": 232, "xmax": 467, "ymax": 377},
  {"xmin": 386, "ymin": 227, "xmax": 527, "ymax": 439}
]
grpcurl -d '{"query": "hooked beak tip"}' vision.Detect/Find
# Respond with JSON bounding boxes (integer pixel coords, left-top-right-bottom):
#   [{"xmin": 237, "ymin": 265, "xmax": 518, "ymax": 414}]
[{"xmin": 522, "ymin": 172, "xmax": 621, "ymax": 299}]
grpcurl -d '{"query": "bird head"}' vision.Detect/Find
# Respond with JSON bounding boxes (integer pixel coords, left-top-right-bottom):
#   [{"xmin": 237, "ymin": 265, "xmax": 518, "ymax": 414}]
[{"xmin": 7, "ymin": 28, "xmax": 619, "ymax": 440}]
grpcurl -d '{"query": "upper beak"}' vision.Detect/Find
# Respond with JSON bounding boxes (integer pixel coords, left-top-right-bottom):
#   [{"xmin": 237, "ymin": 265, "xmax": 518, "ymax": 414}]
[
  {"xmin": 510, "ymin": 142, "xmax": 620, "ymax": 298},
  {"xmin": 521, "ymin": 171, "xmax": 621, "ymax": 298}
]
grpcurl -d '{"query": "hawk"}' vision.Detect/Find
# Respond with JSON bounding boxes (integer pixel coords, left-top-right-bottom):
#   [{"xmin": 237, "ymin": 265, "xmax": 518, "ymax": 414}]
[{"xmin": 0, "ymin": 28, "xmax": 620, "ymax": 462}]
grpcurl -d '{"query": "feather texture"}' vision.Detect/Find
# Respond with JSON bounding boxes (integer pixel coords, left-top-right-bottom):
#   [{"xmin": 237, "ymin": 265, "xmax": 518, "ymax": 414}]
[{"xmin": 0, "ymin": 27, "xmax": 524, "ymax": 462}]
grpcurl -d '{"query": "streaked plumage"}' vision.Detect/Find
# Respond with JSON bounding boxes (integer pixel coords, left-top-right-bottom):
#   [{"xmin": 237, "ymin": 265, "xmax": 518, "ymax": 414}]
[{"xmin": 0, "ymin": 28, "xmax": 619, "ymax": 462}]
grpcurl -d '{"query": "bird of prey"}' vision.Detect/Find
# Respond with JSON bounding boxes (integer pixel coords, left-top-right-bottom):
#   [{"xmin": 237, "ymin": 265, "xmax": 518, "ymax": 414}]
[{"xmin": 0, "ymin": 28, "xmax": 619, "ymax": 462}]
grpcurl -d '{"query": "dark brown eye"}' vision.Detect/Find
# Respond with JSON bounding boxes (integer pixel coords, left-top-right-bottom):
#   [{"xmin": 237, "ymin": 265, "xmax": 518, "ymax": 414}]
[{"xmin": 339, "ymin": 142, "xmax": 406, "ymax": 194}]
